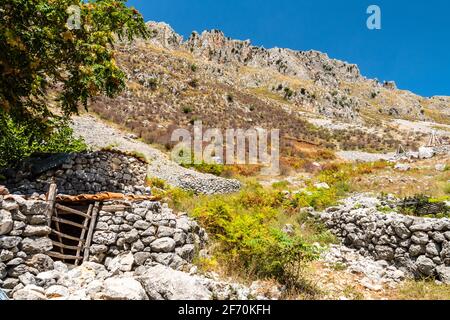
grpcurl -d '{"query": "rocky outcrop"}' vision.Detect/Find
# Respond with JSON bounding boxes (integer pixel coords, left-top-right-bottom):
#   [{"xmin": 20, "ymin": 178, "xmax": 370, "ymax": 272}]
[
  {"xmin": 183, "ymin": 29, "xmax": 362, "ymax": 86},
  {"xmin": 5, "ymin": 151, "xmax": 149, "ymax": 196},
  {"xmin": 317, "ymin": 194, "xmax": 450, "ymax": 283}
]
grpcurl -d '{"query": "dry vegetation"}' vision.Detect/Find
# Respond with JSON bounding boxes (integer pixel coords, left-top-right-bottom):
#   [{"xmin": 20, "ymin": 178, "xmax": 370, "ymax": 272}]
[{"xmin": 88, "ymin": 43, "xmax": 410, "ymax": 159}]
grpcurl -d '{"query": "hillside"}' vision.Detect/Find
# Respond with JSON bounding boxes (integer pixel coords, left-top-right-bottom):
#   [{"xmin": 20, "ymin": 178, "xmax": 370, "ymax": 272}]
[{"xmin": 89, "ymin": 21, "xmax": 449, "ymax": 157}]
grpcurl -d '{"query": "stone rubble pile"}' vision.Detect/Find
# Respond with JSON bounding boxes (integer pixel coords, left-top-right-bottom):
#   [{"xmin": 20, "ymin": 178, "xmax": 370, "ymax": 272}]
[
  {"xmin": 321, "ymin": 245, "xmax": 407, "ymax": 291},
  {"xmin": 10, "ymin": 259, "xmax": 282, "ymax": 300},
  {"xmin": 316, "ymin": 194, "xmax": 450, "ymax": 284}
]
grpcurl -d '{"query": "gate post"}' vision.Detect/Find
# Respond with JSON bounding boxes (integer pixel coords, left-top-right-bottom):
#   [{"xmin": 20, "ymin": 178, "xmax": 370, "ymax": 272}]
[{"xmin": 46, "ymin": 183, "xmax": 58, "ymax": 227}]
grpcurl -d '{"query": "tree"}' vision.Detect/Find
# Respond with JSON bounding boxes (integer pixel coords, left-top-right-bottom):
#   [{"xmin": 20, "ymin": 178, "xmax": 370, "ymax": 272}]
[
  {"xmin": 0, "ymin": 0, "xmax": 148, "ymax": 124},
  {"xmin": 0, "ymin": 0, "xmax": 149, "ymax": 168}
]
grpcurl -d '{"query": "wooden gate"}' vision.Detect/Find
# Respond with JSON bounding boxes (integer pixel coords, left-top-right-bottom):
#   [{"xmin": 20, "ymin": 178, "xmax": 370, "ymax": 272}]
[{"xmin": 46, "ymin": 184, "xmax": 100, "ymax": 265}]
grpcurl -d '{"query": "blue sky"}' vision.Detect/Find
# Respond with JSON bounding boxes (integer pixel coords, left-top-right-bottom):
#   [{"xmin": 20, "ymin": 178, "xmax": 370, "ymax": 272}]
[{"xmin": 127, "ymin": 0, "xmax": 450, "ymax": 97}]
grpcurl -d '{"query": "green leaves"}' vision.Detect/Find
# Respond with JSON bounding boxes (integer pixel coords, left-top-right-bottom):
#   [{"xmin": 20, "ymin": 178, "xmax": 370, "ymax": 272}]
[
  {"xmin": 0, "ymin": 111, "xmax": 87, "ymax": 168},
  {"xmin": 0, "ymin": 1, "xmax": 147, "ymax": 167},
  {"xmin": 0, "ymin": 0, "xmax": 148, "ymax": 124}
]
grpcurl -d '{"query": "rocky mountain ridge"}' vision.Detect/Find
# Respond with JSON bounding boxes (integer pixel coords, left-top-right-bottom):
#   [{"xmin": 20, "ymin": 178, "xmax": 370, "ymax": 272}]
[{"xmin": 88, "ymin": 21, "xmax": 449, "ymax": 156}]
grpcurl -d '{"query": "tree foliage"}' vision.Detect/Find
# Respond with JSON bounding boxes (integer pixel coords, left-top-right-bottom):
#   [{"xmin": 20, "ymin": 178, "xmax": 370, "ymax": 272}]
[
  {"xmin": 0, "ymin": 0, "xmax": 148, "ymax": 123},
  {"xmin": 0, "ymin": 110, "xmax": 87, "ymax": 169},
  {"xmin": 0, "ymin": 0, "xmax": 148, "ymax": 168}
]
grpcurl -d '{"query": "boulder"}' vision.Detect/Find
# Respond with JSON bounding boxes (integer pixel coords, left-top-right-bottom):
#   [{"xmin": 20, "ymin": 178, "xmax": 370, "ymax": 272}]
[
  {"xmin": 409, "ymin": 244, "xmax": 425, "ymax": 257},
  {"xmin": 92, "ymin": 231, "xmax": 117, "ymax": 245},
  {"xmin": 0, "ymin": 209, "xmax": 13, "ymax": 235},
  {"xmin": 156, "ymin": 226, "xmax": 175, "ymax": 238},
  {"xmin": 415, "ymin": 255, "xmax": 436, "ymax": 276},
  {"xmin": 23, "ymin": 225, "xmax": 51, "ymax": 237},
  {"xmin": 176, "ymin": 217, "xmax": 192, "ymax": 233},
  {"xmin": 13, "ymin": 285, "xmax": 47, "ymax": 300},
  {"xmin": 134, "ymin": 252, "xmax": 152, "ymax": 266},
  {"xmin": 0, "ymin": 249, "xmax": 14, "ymax": 262},
  {"xmin": 394, "ymin": 164, "xmax": 411, "ymax": 172},
  {"xmin": 20, "ymin": 201, "xmax": 48, "ymax": 216},
  {"xmin": 436, "ymin": 265, "xmax": 450, "ymax": 284},
  {"xmin": 150, "ymin": 237, "xmax": 176, "ymax": 253},
  {"xmin": 375, "ymin": 245, "xmax": 394, "ymax": 261},
  {"xmin": 46, "ymin": 285, "xmax": 70, "ymax": 299},
  {"xmin": 314, "ymin": 182, "xmax": 330, "ymax": 190},
  {"xmin": 20, "ymin": 237, "xmax": 53, "ymax": 254},
  {"xmin": 0, "ymin": 236, "xmax": 21, "ymax": 249},
  {"xmin": 411, "ymin": 232, "xmax": 429, "ymax": 245},
  {"xmin": 100, "ymin": 277, "xmax": 148, "ymax": 300},
  {"xmin": 410, "ymin": 223, "xmax": 433, "ymax": 232},
  {"xmin": 175, "ymin": 244, "xmax": 195, "ymax": 261},
  {"xmin": 425, "ymin": 242, "xmax": 440, "ymax": 257},
  {"xmin": 107, "ymin": 252, "xmax": 134, "ymax": 272},
  {"xmin": 435, "ymin": 164, "xmax": 447, "ymax": 172},
  {"xmin": 418, "ymin": 147, "xmax": 434, "ymax": 159},
  {"xmin": 137, "ymin": 264, "xmax": 212, "ymax": 300},
  {"xmin": 26, "ymin": 253, "xmax": 54, "ymax": 272}
]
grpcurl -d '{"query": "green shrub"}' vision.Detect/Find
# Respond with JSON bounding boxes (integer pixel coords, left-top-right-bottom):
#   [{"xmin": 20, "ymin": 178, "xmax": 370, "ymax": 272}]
[
  {"xmin": 188, "ymin": 184, "xmax": 322, "ymax": 293},
  {"xmin": 0, "ymin": 113, "xmax": 87, "ymax": 169},
  {"xmin": 182, "ymin": 106, "xmax": 193, "ymax": 114},
  {"xmin": 146, "ymin": 177, "xmax": 168, "ymax": 190}
]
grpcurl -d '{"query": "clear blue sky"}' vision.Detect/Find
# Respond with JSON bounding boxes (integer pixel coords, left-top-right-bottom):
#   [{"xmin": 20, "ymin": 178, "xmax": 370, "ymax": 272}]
[{"xmin": 127, "ymin": 0, "xmax": 450, "ymax": 97}]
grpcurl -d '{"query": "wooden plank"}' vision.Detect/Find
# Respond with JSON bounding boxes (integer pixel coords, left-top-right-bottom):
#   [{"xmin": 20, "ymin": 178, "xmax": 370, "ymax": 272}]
[
  {"xmin": 51, "ymin": 229, "xmax": 85, "ymax": 242},
  {"xmin": 52, "ymin": 241, "xmax": 82, "ymax": 251},
  {"xmin": 47, "ymin": 251, "xmax": 82, "ymax": 261},
  {"xmin": 55, "ymin": 204, "xmax": 91, "ymax": 219},
  {"xmin": 101, "ymin": 205, "xmax": 130, "ymax": 212},
  {"xmin": 83, "ymin": 202, "xmax": 100, "ymax": 262},
  {"xmin": 75, "ymin": 204, "xmax": 92, "ymax": 266},
  {"xmin": 51, "ymin": 216, "xmax": 87, "ymax": 230},
  {"xmin": 46, "ymin": 183, "xmax": 57, "ymax": 227},
  {"xmin": 53, "ymin": 209, "xmax": 65, "ymax": 256}
]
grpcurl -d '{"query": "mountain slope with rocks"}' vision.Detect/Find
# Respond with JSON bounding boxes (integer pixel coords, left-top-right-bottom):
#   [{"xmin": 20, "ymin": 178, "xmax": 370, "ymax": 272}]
[{"xmin": 88, "ymin": 21, "xmax": 449, "ymax": 155}]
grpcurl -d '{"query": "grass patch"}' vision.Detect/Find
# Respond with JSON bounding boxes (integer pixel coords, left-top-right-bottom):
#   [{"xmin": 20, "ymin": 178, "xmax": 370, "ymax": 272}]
[
  {"xmin": 444, "ymin": 183, "xmax": 450, "ymax": 195},
  {"xmin": 272, "ymin": 180, "xmax": 291, "ymax": 190},
  {"xmin": 392, "ymin": 280, "xmax": 450, "ymax": 300}
]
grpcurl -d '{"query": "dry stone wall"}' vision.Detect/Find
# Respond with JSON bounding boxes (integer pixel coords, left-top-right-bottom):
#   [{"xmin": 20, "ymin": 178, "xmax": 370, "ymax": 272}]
[
  {"xmin": 318, "ymin": 195, "xmax": 450, "ymax": 283},
  {"xmin": 89, "ymin": 200, "xmax": 208, "ymax": 272},
  {"xmin": 0, "ymin": 185, "xmax": 208, "ymax": 298},
  {"xmin": 5, "ymin": 151, "xmax": 149, "ymax": 196},
  {"xmin": 0, "ymin": 188, "xmax": 55, "ymax": 294}
]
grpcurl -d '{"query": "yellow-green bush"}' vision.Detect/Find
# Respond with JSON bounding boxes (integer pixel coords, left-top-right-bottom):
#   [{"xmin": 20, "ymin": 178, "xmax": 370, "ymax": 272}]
[{"xmin": 186, "ymin": 183, "xmax": 325, "ymax": 292}]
